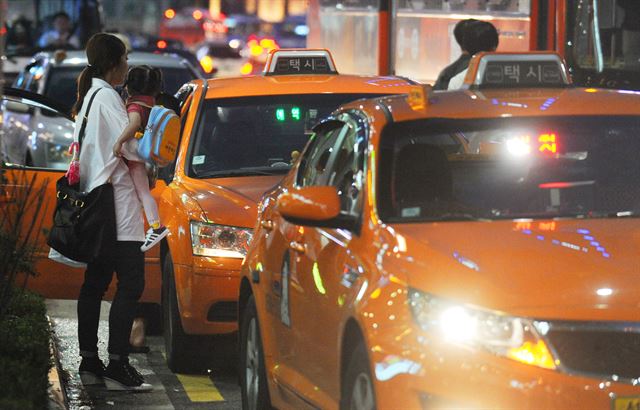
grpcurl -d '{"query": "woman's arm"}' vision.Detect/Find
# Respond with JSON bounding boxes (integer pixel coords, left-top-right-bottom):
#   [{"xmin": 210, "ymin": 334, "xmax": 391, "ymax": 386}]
[{"xmin": 113, "ymin": 111, "xmax": 142, "ymax": 157}]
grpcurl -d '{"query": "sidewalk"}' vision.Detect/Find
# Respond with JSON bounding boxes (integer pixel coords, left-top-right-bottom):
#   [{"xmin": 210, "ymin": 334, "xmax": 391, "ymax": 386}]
[
  {"xmin": 46, "ymin": 299, "xmax": 241, "ymax": 410},
  {"xmin": 47, "ymin": 299, "xmax": 174, "ymax": 409}
]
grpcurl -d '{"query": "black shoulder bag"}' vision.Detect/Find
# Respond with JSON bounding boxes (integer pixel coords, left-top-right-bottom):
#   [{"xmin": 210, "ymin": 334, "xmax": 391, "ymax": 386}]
[{"xmin": 47, "ymin": 89, "xmax": 117, "ymax": 263}]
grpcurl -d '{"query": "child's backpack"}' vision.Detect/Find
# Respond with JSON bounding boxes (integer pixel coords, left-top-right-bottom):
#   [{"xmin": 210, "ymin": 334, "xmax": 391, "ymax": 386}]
[{"xmin": 137, "ymin": 105, "xmax": 180, "ymax": 167}]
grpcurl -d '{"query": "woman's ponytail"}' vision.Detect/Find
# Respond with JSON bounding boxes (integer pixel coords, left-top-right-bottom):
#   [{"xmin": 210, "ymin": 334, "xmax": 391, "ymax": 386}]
[
  {"xmin": 71, "ymin": 33, "xmax": 127, "ymax": 117},
  {"xmin": 72, "ymin": 65, "xmax": 94, "ymax": 117}
]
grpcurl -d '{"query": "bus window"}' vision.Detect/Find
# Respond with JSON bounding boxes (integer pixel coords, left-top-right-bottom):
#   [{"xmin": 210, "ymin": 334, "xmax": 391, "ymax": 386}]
[
  {"xmin": 397, "ymin": 0, "xmax": 529, "ymax": 15},
  {"xmin": 320, "ymin": 0, "xmax": 379, "ymax": 8}
]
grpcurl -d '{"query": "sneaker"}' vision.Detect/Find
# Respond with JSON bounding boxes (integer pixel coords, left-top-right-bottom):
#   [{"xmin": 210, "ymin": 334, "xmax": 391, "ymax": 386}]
[
  {"xmin": 79, "ymin": 357, "xmax": 106, "ymax": 385},
  {"xmin": 140, "ymin": 226, "xmax": 169, "ymax": 252},
  {"xmin": 104, "ymin": 359, "xmax": 153, "ymax": 392}
]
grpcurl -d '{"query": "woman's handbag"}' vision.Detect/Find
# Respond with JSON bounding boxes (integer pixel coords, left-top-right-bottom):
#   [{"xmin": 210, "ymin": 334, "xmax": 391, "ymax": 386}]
[{"xmin": 47, "ymin": 88, "xmax": 117, "ymax": 263}]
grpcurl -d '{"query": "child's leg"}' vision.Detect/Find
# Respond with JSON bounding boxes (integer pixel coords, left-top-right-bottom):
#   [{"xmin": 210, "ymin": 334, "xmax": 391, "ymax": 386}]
[{"xmin": 128, "ymin": 162, "xmax": 160, "ymax": 228}]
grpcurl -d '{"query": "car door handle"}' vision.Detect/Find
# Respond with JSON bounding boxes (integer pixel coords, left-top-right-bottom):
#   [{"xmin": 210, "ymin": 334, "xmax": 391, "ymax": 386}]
[
  {"xmin": 289, "ymin": 241, "xmax": 305, "ymax": 254},
  {"xmin": 261, "ymin": 220, "xmax": 274, "ymax": 231}
]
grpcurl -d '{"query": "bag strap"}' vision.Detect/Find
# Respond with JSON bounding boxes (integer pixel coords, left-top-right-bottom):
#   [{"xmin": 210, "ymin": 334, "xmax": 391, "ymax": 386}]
[
  {"xmin": 127, "ymin": 101, "xmax": 154, "ymax": 109},
  {"xmin": 78, "ymin": 88, "xmax": 103, "ymax": 151}
]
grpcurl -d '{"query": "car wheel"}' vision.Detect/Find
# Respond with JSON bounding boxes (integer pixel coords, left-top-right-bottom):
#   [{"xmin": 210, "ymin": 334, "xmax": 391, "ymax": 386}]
[
  {"xmin": 240, "ymin": 295, "xmax": 270, "ymax": 410},
  {"xmin": 341, "ymin": 342, "xmax": 376, "ymax": 410},
  {"xmin": 162, "ymin": 253, "xmax": 207, "ymax": 373}
]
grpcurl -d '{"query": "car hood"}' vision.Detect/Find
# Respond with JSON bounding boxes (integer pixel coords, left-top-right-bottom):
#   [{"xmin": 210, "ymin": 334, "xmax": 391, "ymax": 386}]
[
  {"xmin": 185, "ymin": 175, "xmax": 281, "ymax": 227},
  {"xmin": 392, "ymin": 219, "xmax": 640, "ymax": 321}
]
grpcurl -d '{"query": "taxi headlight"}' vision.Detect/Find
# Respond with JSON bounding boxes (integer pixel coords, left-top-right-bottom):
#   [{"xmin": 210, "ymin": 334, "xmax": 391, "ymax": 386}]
[
  {"xmin": 190, "ymin": 221, "xmax": 252, "ymax": 258},
  {"xmin": 408, "ymin": 289, "xmax": 557, "ymax": 370}
]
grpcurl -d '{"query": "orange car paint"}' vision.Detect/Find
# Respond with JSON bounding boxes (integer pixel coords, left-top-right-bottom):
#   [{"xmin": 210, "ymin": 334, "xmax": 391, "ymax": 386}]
[
  {"xmin": 239, "ymin": 59, "xmax": 640, "ymax": 408},
  {"xmin": 161, "ymin": 74, "xmax": 415, "ymax": 336}
]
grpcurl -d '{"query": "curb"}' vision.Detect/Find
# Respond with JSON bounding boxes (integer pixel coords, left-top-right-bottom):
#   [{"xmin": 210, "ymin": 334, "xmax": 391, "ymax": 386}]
[{"xmin": 47, "ymin": 316, "xmax": 68, "ymax": 410}]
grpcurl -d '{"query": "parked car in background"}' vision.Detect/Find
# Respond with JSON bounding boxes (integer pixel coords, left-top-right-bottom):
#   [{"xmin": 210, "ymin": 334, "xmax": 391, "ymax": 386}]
[
  {"xmin": 195, "ymin": 40, "xmax": 243, "ymax": 77},
  {"xmin": 159, "ymin": 7, "xmax": 226, "ymax": 48},
  {"xmin": 224, "ymin": 13, "xmax": 262, "ymax": 46},
  {"xmin": 5, "ymin": 50, "xmax": 200, "ymax": 167},
  {"xmin": 274, "ymin": 15, "xmax": 307, "ymax": 49}
]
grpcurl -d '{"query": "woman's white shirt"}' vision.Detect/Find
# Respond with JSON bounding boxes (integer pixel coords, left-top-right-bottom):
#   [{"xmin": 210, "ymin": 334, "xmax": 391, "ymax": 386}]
[
  {"xmin": 448, "ymin": 68, "xmax": 467, "ymax": 90},
  {"xmin": 76, "ymin": 78, "xmax": 145, "ymax": 242}
]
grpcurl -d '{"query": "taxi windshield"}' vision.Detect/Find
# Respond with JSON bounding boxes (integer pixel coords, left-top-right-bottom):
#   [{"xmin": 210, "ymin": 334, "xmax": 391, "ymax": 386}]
[
  {"xmin": 190, "ymin": 93, "xmax": 384, "ymax": 178},
  {"xmin": 378, "ymin": 116, "xmax": 640, "ymax": 222}
]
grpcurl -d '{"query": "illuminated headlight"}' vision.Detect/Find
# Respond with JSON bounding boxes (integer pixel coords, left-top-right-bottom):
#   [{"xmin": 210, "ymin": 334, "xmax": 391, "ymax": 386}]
[
  {"xmin": 190, "ymin": 221, "xmax": 252, "ymax": 258},
  {"xmin": 409, "ymin": 289, "xmax": 557, "ymax": 370}
]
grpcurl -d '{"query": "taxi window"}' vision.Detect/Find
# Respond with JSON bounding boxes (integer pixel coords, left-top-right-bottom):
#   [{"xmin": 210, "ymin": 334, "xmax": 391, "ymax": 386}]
[
  {"xmin": 1, "ymin": 94, "xmax": 74, "ymax": 170},
  {"xmin": 44, "ymin": 66, "xmax": 82, "ymax": 113},
  {"xmin": 298, "ymin": 125, "xmax": 348, "ymax": 187},
  {"xmin": 189, "ymin": 93, "xmax": 385, "ymax": 178},
  {"xmin": 159, "ymin": 67, "xmax": 198, "ymax": 95},
  {"xmin": 378, "ymin": 116, "xmax": 640, "ymax": 222},
  {"xmin": 327, "ymin": 117, "xmax": 367, "ymax": 216}
]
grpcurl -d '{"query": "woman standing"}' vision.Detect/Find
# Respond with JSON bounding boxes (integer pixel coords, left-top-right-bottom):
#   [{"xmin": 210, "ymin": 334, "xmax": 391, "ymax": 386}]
[{"xmin": 73, "ymin": 33, "xmax": 152, "ymax": 391}]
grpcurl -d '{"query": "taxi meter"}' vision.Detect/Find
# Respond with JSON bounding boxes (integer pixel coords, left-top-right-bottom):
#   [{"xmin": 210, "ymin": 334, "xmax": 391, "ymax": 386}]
[
  {"xmin": 463, "ymin": 52, "xmax": 571, "ymax": 89},
  {"xmin": 263, "ymin": 49, "xmax": 338, "ymax": 75}
]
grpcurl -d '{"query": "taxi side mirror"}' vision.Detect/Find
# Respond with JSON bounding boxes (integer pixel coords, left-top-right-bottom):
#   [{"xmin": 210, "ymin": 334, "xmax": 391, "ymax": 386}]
[{"xmin": 276, "ymin": 186, "xmax": 357, "ymax": 230}]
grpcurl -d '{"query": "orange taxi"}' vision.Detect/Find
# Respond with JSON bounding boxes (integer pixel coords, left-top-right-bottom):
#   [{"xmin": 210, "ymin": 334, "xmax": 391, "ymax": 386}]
[
  {"xmin": 238, "ymin": 52, "xmax": 640, "ymax": 409},
  {"xmin": 157, "ymin": 49, "xmax": 416, "ymax": 372}
]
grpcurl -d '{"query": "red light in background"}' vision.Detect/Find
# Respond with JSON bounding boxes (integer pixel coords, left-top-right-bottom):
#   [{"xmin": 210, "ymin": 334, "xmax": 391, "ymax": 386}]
[
  {"xmin": 156, "ymin": 40, "xmax": 167, "ymax": 49},
  {"xmin": 538, "ymin": 133, "xmax": 557, "ymax": 154},
  {"xmin": 164, "ymin": 8, "xmax": 176, "ymax": 19}
]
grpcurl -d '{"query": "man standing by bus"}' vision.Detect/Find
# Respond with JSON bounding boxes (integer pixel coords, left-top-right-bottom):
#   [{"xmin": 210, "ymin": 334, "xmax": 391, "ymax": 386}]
[
  {"xmin": 433, "ymin": 19, "xmax": 477, "ymax": 90},
  {"xmin": 447, "ymin": 20, "xmax": 499, "ymax": 90}
]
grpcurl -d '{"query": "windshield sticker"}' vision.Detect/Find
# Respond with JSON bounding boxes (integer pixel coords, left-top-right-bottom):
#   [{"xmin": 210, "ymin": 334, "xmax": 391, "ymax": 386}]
[
  {"xmin": 401, "ymin": 207, "xmax": 421, "ymax": 218},
  {"xmin": 193, "ymin": 155, "xmax": 205, "ymax": 165}
]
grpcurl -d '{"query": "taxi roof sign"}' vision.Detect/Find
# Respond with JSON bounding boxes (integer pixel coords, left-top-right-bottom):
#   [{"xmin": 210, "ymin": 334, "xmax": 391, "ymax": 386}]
[
  {"xmin": 463, "ymin": 52, "xmax": 571, "ymax": 89},
  {"xmin": 264, "ymin": 49, "xmax": 338, "ymax": 76}
]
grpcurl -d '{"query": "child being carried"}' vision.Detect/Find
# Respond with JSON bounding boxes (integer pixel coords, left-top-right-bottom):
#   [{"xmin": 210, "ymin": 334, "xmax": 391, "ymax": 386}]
[{"xmin": 113, "ymin": 65, "xmax": 170, "ymax": 252}]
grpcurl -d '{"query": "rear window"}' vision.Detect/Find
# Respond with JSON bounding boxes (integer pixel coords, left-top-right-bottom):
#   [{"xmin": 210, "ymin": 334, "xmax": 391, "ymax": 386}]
[
  {"xmin": 44, "ymin": 65, "xmax": 196, "ymax": 113},
  {"xmin": 189, "ymin": 93, "xmax": 385, "ymax": 178},
  {"xmin": 160, "ymin": 67, "xmax": 197, "ymax": 95},
  {"xmin": 45, "ymin": 66, "xmax": 81, "ymax": 113},
  {"xmin": 378, "ymin": 116, "xmax": 640, "ymax": 222}
]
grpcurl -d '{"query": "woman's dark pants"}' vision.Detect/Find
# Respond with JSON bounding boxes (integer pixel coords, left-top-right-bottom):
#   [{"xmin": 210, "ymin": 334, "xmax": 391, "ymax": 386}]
[{"xmin": 77, "ymin": 241, "xmax": 144, "ymax": 359}]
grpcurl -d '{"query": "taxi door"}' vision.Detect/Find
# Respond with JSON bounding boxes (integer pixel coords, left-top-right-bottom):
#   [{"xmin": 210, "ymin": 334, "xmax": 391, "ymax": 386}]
[
  {"xmin": 0, "ymin": 88, "xmax": 85, "ymax": 299},
  {"xmin": 259, "ymin": 121, "xmax": 348, "ymax": 402},
  {"xmin": 288, "ymin": 115, "xmax": 367, "ymax": 404},
  {"xmin": 0, "ymin": 88, "xmax": 167, "ymax": 302}
]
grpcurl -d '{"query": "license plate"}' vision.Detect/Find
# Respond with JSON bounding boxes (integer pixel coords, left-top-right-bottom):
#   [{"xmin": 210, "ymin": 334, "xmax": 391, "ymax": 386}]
[{"xmin": 613, "ymin": 397, "xmax": 640, "ymax": 410}]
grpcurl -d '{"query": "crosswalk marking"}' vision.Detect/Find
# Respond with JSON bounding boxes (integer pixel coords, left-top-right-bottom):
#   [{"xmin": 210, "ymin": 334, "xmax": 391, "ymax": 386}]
[{"xmin": 176, "ymin": 374, "xmax": 225, "ymax": 402}]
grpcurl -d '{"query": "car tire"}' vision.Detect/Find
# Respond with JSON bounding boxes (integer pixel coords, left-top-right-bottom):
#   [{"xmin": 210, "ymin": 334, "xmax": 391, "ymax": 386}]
[
  {"xmin": 162, "ymin": 253, "xmax": 208, "ymax": 373},
  {"xmin": 340, "ymin": 342, "xmax": 377, "ymax": 410},
  {"xmin": 240, "ymin": 295, "xmax": 271, "ymax": 410}
]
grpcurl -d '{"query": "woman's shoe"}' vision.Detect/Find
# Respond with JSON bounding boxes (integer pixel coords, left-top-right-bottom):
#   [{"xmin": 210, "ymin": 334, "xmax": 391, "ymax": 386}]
[
  {"xmin": 104, "ymin": 359, "xmax": 153, "ymax": 392},
  {"xmin": 79, "ymin": 357, "xmax": 106, "ymax": 385}
]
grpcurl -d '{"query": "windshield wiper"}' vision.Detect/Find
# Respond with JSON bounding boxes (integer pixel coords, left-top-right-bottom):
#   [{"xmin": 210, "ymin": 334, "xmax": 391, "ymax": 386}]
[
  {"xmin": 426, "ymin": 213, "xmax": 485, "ymax": 222},
  {"xmin": 196, "ymin": 168, "xmax": 289, "ymax": 179}
]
